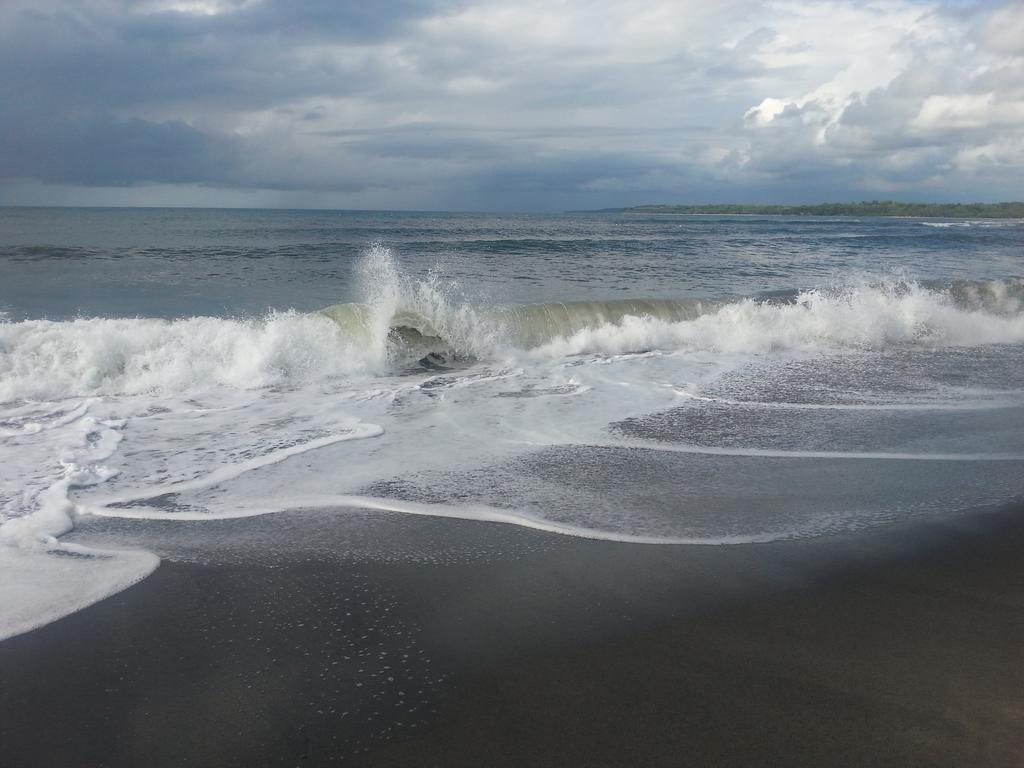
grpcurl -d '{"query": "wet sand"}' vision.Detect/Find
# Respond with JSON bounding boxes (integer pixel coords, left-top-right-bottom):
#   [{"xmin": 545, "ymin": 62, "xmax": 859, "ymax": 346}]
[{"xmin": 2, "ymin": 505, "xmax": 1023, "ymax": 767}]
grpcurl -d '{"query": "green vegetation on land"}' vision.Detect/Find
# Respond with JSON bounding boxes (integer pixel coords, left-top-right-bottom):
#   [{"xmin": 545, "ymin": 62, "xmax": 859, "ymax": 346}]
[{"xmin": 618, "ymin": 201, "xmax": 1024, "ymax": 218}]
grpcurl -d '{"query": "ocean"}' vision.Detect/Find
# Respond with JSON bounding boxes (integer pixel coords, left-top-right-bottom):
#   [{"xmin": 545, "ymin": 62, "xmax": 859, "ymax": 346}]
[{"xmin": 1, "ymin": 207, "xmax": 1023, "ymax": 641}]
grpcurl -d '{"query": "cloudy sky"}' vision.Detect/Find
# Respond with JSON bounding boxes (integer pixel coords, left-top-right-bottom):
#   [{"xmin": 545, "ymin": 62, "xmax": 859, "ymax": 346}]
[{"xmin": 1, "ymin": 0, "xmax": 1022, "ymax": 211}]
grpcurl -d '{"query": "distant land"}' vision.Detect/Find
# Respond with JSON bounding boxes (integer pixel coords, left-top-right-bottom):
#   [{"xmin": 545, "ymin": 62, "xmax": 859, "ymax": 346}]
[{"xmin": 573, "ymin": 201, "xmax": 1024, "ymax": 218}]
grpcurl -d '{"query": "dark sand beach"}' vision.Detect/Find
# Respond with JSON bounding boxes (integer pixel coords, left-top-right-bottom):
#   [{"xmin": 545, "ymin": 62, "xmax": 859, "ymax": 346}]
[{"xmin": 2, "ymin": 504, "xmax": 1023, "ymax": 768}]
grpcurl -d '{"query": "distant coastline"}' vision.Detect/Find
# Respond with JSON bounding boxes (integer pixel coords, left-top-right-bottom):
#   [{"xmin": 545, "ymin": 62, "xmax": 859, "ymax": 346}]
[{"xmin": 573, "ymin": 201, "xmax": 1024, "ymax": 218}]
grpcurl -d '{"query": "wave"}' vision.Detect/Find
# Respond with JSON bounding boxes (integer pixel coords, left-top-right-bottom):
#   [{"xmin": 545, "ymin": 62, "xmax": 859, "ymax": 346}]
[
  {"xmin": 526, "ymin": 278, "xmax": 1024, "ymax": 359},
  {"xmin": 319, "ymin": 296, "xmax": 723, "ymax": 361},
  {"xmin": 1, "ymin": 244, "xmax": 1022, "ymax": 401},
  {"xmin": 0, "ymin": 311, "xmax": 369, "ymax": 402},
  {"xmin": 322, "ymin": 252, "xmax": 1024, "ymax": 363},
  {"xmin": 920, "ymin": 220, "xmax": 1021, "ymax": 228}
]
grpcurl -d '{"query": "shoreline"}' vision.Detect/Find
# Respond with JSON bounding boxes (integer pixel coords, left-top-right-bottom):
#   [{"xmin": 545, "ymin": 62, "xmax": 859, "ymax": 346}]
[
  {"xmin": 617, "ymin": 211, "xmax": 1024, "ymax": 220},
  {"xmin": 2, "ymin": 504, "xmax": 1023, "ymax": 766}
]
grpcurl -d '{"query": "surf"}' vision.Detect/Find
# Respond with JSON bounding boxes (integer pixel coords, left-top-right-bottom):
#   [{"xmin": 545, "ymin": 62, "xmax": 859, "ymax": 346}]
[
  {"xmin": 2, "ymin": 241, "xmax": 1024, "ymax": 643},
  {"xmin": 1, "ymin": 246, "xmax": 1021, "ymax": 401}
]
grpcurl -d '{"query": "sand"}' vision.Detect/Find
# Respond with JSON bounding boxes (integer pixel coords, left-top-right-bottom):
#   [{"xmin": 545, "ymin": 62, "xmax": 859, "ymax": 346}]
[{"xmin": 2, "ymin": 504, "xmax": 1023, "ymax": 767}]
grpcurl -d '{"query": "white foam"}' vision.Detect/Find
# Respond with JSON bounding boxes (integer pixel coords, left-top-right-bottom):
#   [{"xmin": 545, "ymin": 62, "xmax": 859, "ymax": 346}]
[
  {"xmin": 1, "ymin": 413, "xmax": 125, "ymax": 548},
  {"xmin": 0, "ymin": 397, "xmax": 385, "ymax": 643},
  {"xmin": 671, "ymin": 389, "xmax": 1022, "ymax": 412},
  {"xmin": 0, "ymin": 404, "xmax": 160, "ymax": 641},
  {"xmin": 91, "ymin": 423, "xmax": 384, "ymax": 506},
  {"xmin": 577, "ymin": 439, "xmax": 1024, "ymax": 462},
  {"xmin": 87, "ymin": 493, "xmax": 784, "ymax": 546},
  {"xmin": 0, "ymin": 399, "xmax": 99, "ymax": 438}
]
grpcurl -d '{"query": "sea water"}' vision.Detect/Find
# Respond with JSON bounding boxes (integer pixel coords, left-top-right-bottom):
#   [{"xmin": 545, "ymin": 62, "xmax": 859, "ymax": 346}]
[{"xmin": 1, "ymin": 207, "xmax": 1022, "ymax": 639}]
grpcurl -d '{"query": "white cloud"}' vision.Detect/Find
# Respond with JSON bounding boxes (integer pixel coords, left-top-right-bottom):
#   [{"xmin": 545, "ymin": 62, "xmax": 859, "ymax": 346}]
[
  {"xmin": 737, "ymin": 1, "xmax": 1024, "ymax": 196},
  {"xmin": 133, "ymin": 0, "xmax": 256, "ymax": 15},
  {"xmin": 978, "ymin": 1, "xmax": 1024, "ymax": 55}
]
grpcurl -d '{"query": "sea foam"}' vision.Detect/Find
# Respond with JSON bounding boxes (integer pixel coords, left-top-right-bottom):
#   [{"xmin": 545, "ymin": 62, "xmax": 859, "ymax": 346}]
[{"xmin": 0, "ymin": 405, "xmax": 158, "ymax": 640}]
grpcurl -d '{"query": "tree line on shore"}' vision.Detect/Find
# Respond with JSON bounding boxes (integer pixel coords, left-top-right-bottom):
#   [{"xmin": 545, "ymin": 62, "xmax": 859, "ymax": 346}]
[{"xmin": 616, "ymin": 201, "xmax": 1024, "ymax": 218}]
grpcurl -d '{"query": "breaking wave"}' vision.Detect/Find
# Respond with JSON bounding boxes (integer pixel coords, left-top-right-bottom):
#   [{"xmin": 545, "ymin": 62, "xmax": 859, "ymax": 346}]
[{"xmin": 1, "ymin": 244, "xmax": 1022, "ymax": 401}]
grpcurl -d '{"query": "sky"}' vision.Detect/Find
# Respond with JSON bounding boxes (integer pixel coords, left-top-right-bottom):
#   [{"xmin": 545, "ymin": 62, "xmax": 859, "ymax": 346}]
[{"xmin": 0, "ymin": 0, "xmax": 1022, "ymax": 211}]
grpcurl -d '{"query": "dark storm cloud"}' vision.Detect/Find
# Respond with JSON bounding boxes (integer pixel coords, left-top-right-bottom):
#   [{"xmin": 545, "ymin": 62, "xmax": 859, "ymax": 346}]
[
  {"xmin": 0, "ymin": 113, "xmax": 240, "ymax": 187},
  {"xmin": 0, "ymin": 1, "xmax": 428, "ymax": 112},
  {"xmin": 213, "ymin": 0, "xmax": 460, "ymax": 39},
  {"xmin": 0, "ymin": 0, "xmax": 445, "ymax": 189}
]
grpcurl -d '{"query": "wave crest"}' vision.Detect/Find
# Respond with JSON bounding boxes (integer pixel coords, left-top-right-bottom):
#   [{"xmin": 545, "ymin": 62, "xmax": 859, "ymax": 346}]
[
  {"xmin": 530, "ymin": 279, "xmax": 1024, "ymax": 358},
  {"xmin": 0, "ymin": 311, "xmax": 363, "ymax": 401}
]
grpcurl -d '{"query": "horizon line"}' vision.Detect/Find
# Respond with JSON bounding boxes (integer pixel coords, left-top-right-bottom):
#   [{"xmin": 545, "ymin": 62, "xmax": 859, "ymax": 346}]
[{"xmin": 2, "ymin": 200, "xmax": 1022, "ymax": 215}]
